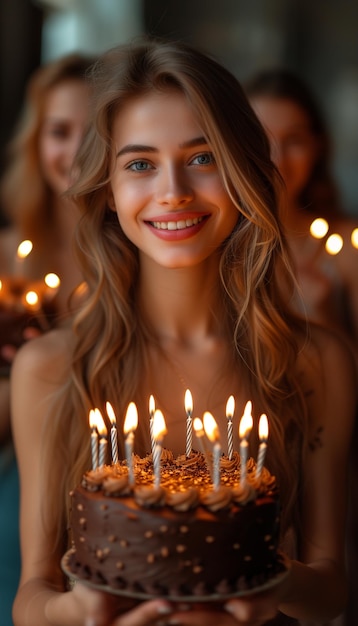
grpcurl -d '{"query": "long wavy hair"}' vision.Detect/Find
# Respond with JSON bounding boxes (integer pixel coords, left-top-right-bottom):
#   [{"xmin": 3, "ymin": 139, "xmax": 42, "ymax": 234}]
[
  {"xmin": 0, "ymin": 53, "xmax": 95, "ymax": 243},
  {"xmin": 42, "ymin": 39, "xmax": 309, "ymax": 552},
  {"xmin": 245, "ymin": 68, "xmax": 342, "ymax": 218}
]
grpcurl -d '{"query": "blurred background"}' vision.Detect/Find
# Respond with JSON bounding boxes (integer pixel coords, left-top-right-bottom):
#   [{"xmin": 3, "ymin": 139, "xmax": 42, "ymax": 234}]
[{"xmin": 1, "ymin": 0, "xmax": 358, "ymax": 221}]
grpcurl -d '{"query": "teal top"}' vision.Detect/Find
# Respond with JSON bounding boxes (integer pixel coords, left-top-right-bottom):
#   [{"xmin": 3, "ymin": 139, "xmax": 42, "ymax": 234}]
[{"xmin": 0, "ymin": 443, "xmax": 21, "ymax": 626}]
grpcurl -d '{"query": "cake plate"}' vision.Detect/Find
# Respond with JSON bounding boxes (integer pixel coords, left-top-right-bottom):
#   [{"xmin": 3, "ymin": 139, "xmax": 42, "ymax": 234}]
[{"xmin": 61, "ymin": 549, "xmax": 290, "ymax": 604}]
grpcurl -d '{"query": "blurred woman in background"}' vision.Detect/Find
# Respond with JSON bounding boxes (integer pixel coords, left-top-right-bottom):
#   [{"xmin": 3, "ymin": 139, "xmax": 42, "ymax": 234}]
[
  {"xmin": 245, "ymin": 69, "xmax": 358, "ymax": 366},
  {"xmin": 246, "ymin": 68, "xmax": 358, "ymax": 626},
  {"xmin": 0, "ymin": 52, "xmax": 94, "ymax": 626}
]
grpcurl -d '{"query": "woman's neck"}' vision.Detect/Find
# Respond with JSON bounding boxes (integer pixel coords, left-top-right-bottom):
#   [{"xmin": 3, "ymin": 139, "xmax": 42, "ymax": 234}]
[{"xmin": 137, "ymin": 254, "xmax": 224, "ymax": 344}]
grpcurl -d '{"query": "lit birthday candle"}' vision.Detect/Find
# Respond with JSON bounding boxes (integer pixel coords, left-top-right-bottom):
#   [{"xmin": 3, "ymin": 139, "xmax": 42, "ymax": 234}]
[
  {"xmin": 309, "ymin": 218, "xmax": 329, "ymax": 239},
  {"xmin": 89, "ymin": 409, "xmax": 99, "ymax": 470},
  {"xmin": 226, "ymin": 395, "xmax": 235, "ymax": 460},
  {"xmin": 96, "ymin": 409, "xmax": 107, "ymax": 468},
  {"xmin": 123, "ymin": 402, "xmax": 138, "ymax": 486},
  {"xmin": 44, "ymin": 272, "xmax": 61, "ymax": 301},
  {"xmin": 15, "ymin": 239, "xmax": 33, "ymax": 276},
  {"xmin": 351, "ymin": 228, "xmax": 358, "ymax": 249},
  {"xmin": 239, "ymin": 401, "xmax": 253, "ymax": 485},
  {"xmin": 203, "ymin": 411, "xmax": 221, "ymax": 490},
  {"xmin": 152, "ymin": 409, "xmax": 167, "ymax": 488},
  {"xmin": 149, "ymin": 395, "xmax": 155, "ymax": 455},
  {"xmin": 193, "ymin": 417, "xmax": 213, "ymax": 478},
  {"xmin": 256, "ymin": 413, "xmax": 269, "ymax": 480},
  {"xmin": 106, "ymin": 401, "xmax": 119, "ymax": 464},
  {"xmin": 325, "ymin": 233, "xmax": 343, "ymax": 255},
  {"xmin": 185, "ymin": 388, "xmax": 193, "ymax": 457}
]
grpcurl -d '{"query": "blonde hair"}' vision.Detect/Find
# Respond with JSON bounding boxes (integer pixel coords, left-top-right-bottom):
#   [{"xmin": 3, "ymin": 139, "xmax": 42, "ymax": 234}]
[
  {"xmin": 43, "ymin": 39, "xmax": 308, "ymax": 548},
  {"xmin": 0, "ymin": 53, "xmax": 95, "ymax": 243}
]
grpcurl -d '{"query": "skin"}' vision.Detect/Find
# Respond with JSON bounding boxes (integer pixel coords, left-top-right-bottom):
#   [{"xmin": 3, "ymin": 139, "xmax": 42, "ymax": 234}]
[
  {"xmin": 11, "ymin": 91, "xmax": 357, "ymax": 625},
  {"xmin": 249, "ymin": 95, "xmax": 358, "ymax": 365}
]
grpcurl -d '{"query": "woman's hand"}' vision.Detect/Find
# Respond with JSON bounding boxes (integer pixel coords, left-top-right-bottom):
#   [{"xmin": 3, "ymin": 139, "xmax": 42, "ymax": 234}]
[{"xmin": 71, "ymin": 583, "xmax": 174, "ymax": 626}]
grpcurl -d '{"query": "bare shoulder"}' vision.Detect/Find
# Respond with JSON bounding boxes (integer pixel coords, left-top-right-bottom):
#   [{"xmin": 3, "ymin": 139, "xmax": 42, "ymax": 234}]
[
  {"xmin": 11, "ymin": 326, "xmax": 74, "ymax": 386},
  {"xmin": 297, "ymin": 323, "xmax": 357, "ymax": 433}
]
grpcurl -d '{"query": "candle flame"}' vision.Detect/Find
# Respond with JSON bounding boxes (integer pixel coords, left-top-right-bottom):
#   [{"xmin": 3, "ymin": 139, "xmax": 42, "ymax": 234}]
[
  {"xmin": 351, "ymin": 228, "xmax": 358, "ymax": 249},
  {"xmin": 17, "ymin": 239, "xmax": 33, "ymax": 259},
  {"xmin": 25, "ymin": 290, "xmax": 39, "ymax": 306},
  {"xmin": 123, "ymin": 402, "xmax": 138, "ymax": 435},
  {"xmin": 89, "ymin": 409, "xmax": 96, "ymax": 429},
  {"xmin": 325, "ymin": 233, "xmax": 343, "ymax": 255},
  {"xmin": 149, "ymin": 394, "xmax": 155, "ymax": 416},
  {"xmin": 258, "ymin": 414, "xmax": 269, "ymax": 441},
  {"xmin": 106, "ymin": 401, "xmax": 116, "ymax": 426},
  {"xmin": 44, "ymin": 273, "xmax": 60, "ymax": 289},
  {"xmin": 226, "ymin": 395, "xmax": 235, "ymax": 418},
  {"xmin": 89, "ymin": 408, "xmax": 106, "ymax": 435},
  {"xmin": 0, "ymin": 279, "xmax": 2, "ymax": 291},
  {"xmin": 193, "ymin": 417, "xmax": 204, "ymax": 437},
  {"xmin": 203, "ymin": 411, "xmax": 220, "ymax": 443},
  {"xmin": 152, "ymin": 409, "xmax": 167, "ymax": 441},
  {"xmin": 185, "ymin": 389, "xmax": 193, "ymax": 415},
  {"xmin": 239, "ymin": 401, "xmax": 253, "ymax": 439},
  {"xmin": 95, "ymin": 408, "xmax": 107, "ymax": 437},
  {"xmin": 309, "ymin": 218, "xmax": 329, "ymax": 239}
]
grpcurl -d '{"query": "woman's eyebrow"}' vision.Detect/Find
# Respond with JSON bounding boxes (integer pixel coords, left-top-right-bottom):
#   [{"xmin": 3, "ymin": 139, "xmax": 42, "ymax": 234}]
[{"xmin": 116, "ymin": 136, "xmax": 208, "ymax": 158}]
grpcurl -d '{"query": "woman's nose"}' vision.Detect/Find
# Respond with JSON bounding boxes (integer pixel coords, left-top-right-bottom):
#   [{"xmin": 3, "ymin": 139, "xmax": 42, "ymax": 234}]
[{"xmin": 155, "ymin": 167, "xmax": 194, "ymax": 207}]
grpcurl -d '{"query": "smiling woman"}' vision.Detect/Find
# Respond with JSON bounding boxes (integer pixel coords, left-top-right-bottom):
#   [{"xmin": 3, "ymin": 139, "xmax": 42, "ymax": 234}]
[
  {"xmin": 10, "ymin": 39, "xmax": 356, "ymax": 626},
  {"xmin": 108, "ymin": 90, "xmax": 238, "ymax": 268}
]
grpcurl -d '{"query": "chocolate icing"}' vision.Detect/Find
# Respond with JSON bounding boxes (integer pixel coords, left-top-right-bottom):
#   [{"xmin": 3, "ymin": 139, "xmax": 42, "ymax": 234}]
[{"xmin": 68, "ymin": 451, "xmax": 283, "ymax": 598}]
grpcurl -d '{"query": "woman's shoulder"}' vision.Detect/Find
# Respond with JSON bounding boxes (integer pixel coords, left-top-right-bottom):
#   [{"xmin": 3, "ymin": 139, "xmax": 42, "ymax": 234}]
[
  {"xmin": 11, "ymin": 326, "xmax": 74, "ymax": 386},
  {"xmin": 298, "ymin": 322, "xmax": 355, "ymax": 375},
  {"xmin": 297, "ymin": 322, "xmax": 357, "ymax": 426}
]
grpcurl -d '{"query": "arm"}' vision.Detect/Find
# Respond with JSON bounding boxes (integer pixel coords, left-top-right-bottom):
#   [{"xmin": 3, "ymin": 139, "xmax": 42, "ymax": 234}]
[
  {"xmin": 11, "ymin": 331, "xmax": 176, "ymax": 626},
  {"xmin": 173, "ymin": 327, "xmax": 356, "ymax": 626},
  {"xmin": 223, "ymin": 327, "xmax": 356, "ymax": 624}
]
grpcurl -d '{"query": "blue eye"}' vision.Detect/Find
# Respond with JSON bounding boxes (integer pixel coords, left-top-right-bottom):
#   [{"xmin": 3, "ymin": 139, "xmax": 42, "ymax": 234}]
[
  {"xmin": 191, "ymin": 152, "xmax": 215, "ymax": 165},
  {"xmin": 127, "ymin": 160, "xmax": 152, "ymax": 172}
]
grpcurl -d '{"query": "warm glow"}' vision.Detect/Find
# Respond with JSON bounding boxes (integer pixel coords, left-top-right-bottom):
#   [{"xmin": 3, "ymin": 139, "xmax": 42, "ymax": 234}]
[
  {"xmin": 149, "ymin": 395, "xmax": 155, "ymax": 416},
  {"xmin": 89, "ymin": 408, "xmax": 106, "ymax": 435},
  {"xmin": 258, "ymin": 414, "xmax": 269, "ymax": 442},
  {"xmin": 17, "ymin": 240, "xmax": 33, "ymax": 259},
  {"xmin": 325, "ymin": 233, "xmax": 343, "ymax": 255},
  {"xmin": 106, "ymin": 401, "xmax": 116, "ymax": 426},
  {"xmin": 89, "ymin": 409, "xmax": 96, "ymax": 430},
  {"xmin": 25, "ymin": 290, "xmax": 39, "ymax": 306},
  {"xmin": 0, "ymin": 279, "xmax": 2, "ymax": 291},
  {"xmin": 203, "ymin": 411, "xmax": 220, "ymax": 443},
  {"xmin": 123, "ymin": 402, "xmax": 138, "ymax": 435},
  {"xmin": 185, "ymin": 388, "xmax": 193, "ymax": 415},
  {"xmin": 44, "ymin": 273, "xmax": 60, "ymax": 289},
  {"xmin": 152, "ymin": 409, "xmax": 167, "ymax": 441},
  {"xmin": 95, "ymin": 408, "xmax": 107, "ymax": 436},
  {"xmin": 193, "ymin": 417, "xmax": 205, "ymax": 436},
  {"xmin": 226, "ymin": 395, "xmax": 235, "ymax": 418},
  {"xmin": 239, "ymin": 401, "xmax": 253, "ymax": 439},
  {"xmin": 351, "ymin": 228, "xmax": 358, "ymax": 249},
  {"xmin": 309, "ymin": 218, "xmax": 329, "ymax": 239}
]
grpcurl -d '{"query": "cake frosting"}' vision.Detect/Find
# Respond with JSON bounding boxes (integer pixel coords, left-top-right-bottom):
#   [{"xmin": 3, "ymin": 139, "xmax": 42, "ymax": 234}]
[{"xmin": 66, "ymin": 449, "xmax": 284, "ymax": 599}]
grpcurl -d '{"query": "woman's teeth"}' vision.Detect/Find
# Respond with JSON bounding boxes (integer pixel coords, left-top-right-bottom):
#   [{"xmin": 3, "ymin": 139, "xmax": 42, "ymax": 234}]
[{"xmin": 151, "ymin": 216, "xmax": 204, "ymax": 231}]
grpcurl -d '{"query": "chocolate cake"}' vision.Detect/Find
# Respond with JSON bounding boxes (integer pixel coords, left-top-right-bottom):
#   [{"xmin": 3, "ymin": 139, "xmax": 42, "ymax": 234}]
[{"xmin": 65, "ymin": 450, "xmax": 286, "ymax": 599}]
